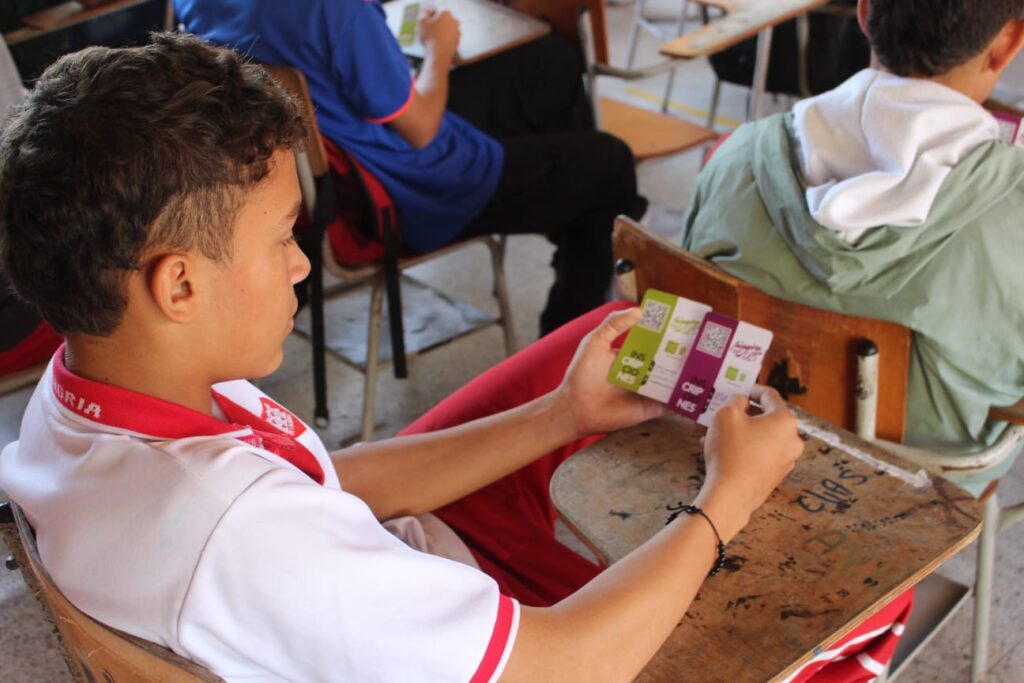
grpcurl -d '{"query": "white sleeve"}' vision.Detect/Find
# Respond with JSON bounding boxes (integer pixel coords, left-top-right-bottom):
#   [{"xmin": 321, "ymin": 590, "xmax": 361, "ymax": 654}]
[{"xmin": 176, "ymin": 469, "xmax": 519, "ymax": 682}]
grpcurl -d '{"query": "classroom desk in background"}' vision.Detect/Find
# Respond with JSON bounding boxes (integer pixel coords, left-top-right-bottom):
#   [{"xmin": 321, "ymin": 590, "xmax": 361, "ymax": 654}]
[
  {"xmin": 384, "ymin": 0, "xmax": 550, "ymax": 66},
  {"xmin": 660, "ymin": 0, "xmax": 833, "ymax": 120},
  {"xmin": 2, "ymin": 0, "xmax": 171, "ymax": 47},
  {"xmin": 551, "ymin": 407, "xmax": 983, "ymax": 683}
]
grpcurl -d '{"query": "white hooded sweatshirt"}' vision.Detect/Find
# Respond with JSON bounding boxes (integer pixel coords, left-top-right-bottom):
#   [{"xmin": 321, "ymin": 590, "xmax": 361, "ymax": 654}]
[{"xmin": 792, "ymin": 68, "xmax": 1000, "ymax": 243}]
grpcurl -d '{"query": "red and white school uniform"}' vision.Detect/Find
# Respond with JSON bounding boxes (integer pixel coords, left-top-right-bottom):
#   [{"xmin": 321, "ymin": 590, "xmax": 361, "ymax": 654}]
[
  {"xmin": 1, "ymin": 301, "xmax": 911, "ymax": 682},
  {"xmin": 0, "ymin": 348, "xmax": 517, "ymax": 682}
]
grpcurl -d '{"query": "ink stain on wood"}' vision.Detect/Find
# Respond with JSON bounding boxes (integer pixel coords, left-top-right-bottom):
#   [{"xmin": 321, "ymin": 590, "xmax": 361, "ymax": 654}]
[
  {"xmin": 722, "ymin": 555, "xmax": 747, "ymax": 573},
  {"xmin": 609, "ymin": 509, "xmax": 632, "ymax": 520},
  {"xmin": 725, "ymin": 594, "xmax": 764, "ymax": 613},
  {"xmin": 780, "ymin": 606, "xmax": 843, "ymax": 621}
]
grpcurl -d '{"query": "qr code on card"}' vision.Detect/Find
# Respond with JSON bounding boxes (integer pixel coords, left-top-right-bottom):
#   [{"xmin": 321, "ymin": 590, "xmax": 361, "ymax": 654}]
[
  {"xmin": 639, "ymin": 299, "xmax": 670, "ymax": 333},
  {"xmin": 696, "ymin": 321, "xmax": 731, "ymax": 358}
]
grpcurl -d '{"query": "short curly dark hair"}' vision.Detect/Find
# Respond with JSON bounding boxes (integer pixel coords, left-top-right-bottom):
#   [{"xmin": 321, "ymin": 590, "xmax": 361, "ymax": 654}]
[
  {"xmin": 868, "ymin": 0, "xmax": 1024, "ymax": 77},
  {"xmin": 0, "ymin": 32, "xmax": 305, "ymax": 336}
]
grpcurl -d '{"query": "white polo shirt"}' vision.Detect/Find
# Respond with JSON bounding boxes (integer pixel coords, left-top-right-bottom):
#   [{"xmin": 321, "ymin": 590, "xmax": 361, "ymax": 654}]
[{"xmin": 0, "ymin": 349, "xmax": 519, "ymax": 682}]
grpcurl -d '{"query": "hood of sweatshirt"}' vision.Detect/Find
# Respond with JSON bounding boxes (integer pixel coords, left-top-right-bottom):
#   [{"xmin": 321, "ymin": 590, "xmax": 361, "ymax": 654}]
[
  {"xmin": 743, "ymin": 94, "xmax": 1023, "ymax": 296},
  {"xmin": 791, "ymin": 69, "xmax": 999, "ymax": 243}
]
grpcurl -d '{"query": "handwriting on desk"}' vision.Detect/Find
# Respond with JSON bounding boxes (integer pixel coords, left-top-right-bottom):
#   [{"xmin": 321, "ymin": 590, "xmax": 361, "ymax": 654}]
[
  {"xmin": 796, "ymin": 461, "xmax": 869, "ymax": 513},
  {"xmin": 802, "ymin": 529, "xmax": 901, "ymax": 587}
]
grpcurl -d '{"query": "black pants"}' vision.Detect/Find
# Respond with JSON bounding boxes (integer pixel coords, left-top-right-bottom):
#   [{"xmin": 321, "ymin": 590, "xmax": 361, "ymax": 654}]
[{"xmin": 449, "ymin": 36, "xmax": 640, "ymax": 336}]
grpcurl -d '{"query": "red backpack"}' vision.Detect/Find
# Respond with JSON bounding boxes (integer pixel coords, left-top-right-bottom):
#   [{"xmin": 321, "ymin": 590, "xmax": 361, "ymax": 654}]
[
  {"xmin": 320, "ymin": 137, "xmax": 397, "ymax": 266},
  {"xmin": 298, "ymin": 137, "xmax": 408, "ymax": 407}
]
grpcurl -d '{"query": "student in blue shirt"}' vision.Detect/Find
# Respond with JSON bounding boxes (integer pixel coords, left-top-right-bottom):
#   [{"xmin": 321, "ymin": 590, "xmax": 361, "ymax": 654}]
[{"xmin": 174, "ymin": 0, "xmax": 643, "ymax": 335}]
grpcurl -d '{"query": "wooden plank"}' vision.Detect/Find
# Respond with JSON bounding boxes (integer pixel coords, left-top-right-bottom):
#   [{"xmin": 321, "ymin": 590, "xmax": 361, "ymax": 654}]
[
  {"xmin": 0, "ymin": 362, "xmax": 47, "ymax": 396},
  {"xmin": 990, "ymin": 399, "xmax": 1024, "ymax": 425},
  {"xmin": 613, "ymin": 218, "xmax": 911, "ymax": 442},
  {"xmin": 510, "ymin": 0, "xmax": 610, "ymax": 65},
  {"xmin": 661, "ymin": 0, "xmax": 830, "ymax": 59},
  {"xmin": 4, "ymin": 0, "xmax": 161, "ymax": 46},
  {"xmin": 599, "ymin": 97, "xmax": 716, "ymax": 160},
  {"xmin": 551, "ymin": 410, "xmax": 983, "ymax": 682}
]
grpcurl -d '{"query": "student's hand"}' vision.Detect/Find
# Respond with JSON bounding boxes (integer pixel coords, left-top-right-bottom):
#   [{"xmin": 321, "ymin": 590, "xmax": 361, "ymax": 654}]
[
  {"xmin": 419, "ymin": 6, "xmax": 460, "ymax": 64},
  {"xmin": 553, "ymin": 308, "xmax": 670, "ymax": 439},
  {"xmin": 693, "ymin": 386, "xmax": 803, "ymax": 543}
]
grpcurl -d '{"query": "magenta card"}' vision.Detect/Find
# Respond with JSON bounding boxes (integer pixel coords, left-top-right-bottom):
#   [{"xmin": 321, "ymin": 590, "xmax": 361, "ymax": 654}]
[{"xmin": 668, "ymin": 312, "xmax": 738, "ymax": 420}]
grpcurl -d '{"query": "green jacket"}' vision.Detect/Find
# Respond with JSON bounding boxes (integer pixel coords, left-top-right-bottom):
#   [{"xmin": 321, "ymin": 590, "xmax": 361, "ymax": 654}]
[{"xmin": 682, "ymin": 113, "xmax": 1024, "ymax": 466}]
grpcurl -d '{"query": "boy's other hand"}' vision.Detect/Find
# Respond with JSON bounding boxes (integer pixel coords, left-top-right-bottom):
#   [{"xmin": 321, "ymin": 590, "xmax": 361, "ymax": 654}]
[
  {"xmin": 419, "ymin": 6, "xmax": 460, "ymax": 64},
  {"xmin": 554, "ymin": 308, "xmax": 670, "ymax": 440},
  {"xmin": 694, "ymin": 386, "xmax": 803, "ymax": 543}
]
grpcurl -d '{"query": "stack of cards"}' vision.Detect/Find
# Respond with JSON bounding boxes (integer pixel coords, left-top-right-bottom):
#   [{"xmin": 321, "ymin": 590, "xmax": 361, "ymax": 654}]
[
  {"xmin": 994, "ymin": 110, "xmax": 1024, "ymax": 148},
  {"xmin": 609, "ymin": 289, "xmax": 773, "ymax": 426}
]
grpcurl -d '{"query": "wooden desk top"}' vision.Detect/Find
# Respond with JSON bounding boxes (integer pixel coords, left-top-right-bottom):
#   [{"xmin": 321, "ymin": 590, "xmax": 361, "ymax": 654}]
[
  {"xmin": 551, "ymin": 408, "xmax": 982, "ymax": 682},
  {"xmin": 3, "ymin": 0, "xmax": 164, "ymax": 47},
  {"xmin": 384, "ymin": 0, "xmax": 550, "ymax": 66},
  {"xmin": 661, "ymin": 0, "xmax": 831, "ymax": 59}
]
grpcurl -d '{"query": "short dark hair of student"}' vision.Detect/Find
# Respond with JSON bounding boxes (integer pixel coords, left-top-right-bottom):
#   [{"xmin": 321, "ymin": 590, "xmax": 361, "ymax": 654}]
[
  {"xmin": 0, "ymin": 33, "xmax": 305, "ymax": 336},
  {"xmin": 867, "ymin": 0, "xmax": 1024, "ymax": 77}
]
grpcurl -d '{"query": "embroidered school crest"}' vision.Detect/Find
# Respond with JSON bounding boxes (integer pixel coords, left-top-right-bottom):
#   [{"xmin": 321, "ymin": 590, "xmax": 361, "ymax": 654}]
[{"xmin": 259, "ymin": 397, "xmax": 307, "ymax": 438}]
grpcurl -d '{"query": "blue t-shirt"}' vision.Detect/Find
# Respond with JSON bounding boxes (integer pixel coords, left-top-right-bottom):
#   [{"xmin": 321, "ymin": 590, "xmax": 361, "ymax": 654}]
[{"xmin": 174, "ymin": 0, "xmax": 504, "ymax": 252}]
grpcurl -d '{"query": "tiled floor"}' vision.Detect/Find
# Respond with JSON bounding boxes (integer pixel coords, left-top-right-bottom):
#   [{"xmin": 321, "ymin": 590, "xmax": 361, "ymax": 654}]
[{"xmin": 2, "ymin": 3, "xmax": 1023, "ymax": 681}]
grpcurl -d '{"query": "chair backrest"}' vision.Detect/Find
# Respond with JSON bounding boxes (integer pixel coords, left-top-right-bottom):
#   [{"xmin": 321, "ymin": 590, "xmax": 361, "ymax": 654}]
[
  {"xmin": 574, "ymin": 8, "xmax": 716, "ymax": 160},
  {"xmin": 261, "ymin": 64, "xmax": 330, "ymax": 180},
  {"xmin": 262, "ymin": 62, "xmax": 392, "ymax": 267},
  {"xmin": 613, "ymin": 217, "xmax": 911, "ymax": 442},
  {"xmin": 509, "ymin": 0, "xmax": 610, "ymax": 64},
  {"xmin": 0, "ymin": 501, "xmax": 224, "ymax": 683}
]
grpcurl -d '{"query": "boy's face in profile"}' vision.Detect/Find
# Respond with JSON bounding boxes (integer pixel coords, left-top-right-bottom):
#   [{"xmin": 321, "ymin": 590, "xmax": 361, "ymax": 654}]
[{"xmin": 196, "ymin": 149, "xmax": 310, "ymax": 382}]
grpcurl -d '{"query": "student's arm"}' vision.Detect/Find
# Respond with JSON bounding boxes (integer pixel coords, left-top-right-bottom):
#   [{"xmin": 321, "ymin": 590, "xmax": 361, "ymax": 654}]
[
  {"xmin": 387, "ymin": 7, "xmax": 460, "ymax": 149},
  {"xmin": 502, "ymin": 387, "xmax": 802, "ymax": 682},
  {"xmin": 332, "ymin": 309, "xmax": 668, "ymax": 521}
]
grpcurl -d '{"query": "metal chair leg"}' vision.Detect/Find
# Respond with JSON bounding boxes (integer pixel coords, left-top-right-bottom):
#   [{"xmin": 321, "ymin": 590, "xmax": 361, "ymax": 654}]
[
  {"xmin": 486, "ymin": 237, "xmax": 516, "ymax": 357},
  {"xmin": 362, "ymin": 275, "xmax": 386, "ymax": 443},
  {"xmin": 706, "ymin": 78, "xmax": 722, "ymax": 129},
  {"xmin": 308, "ymin": 226, "xmax": 329, "ymax": 428},
  {"xmin": 625, "ymin": 0, "xmax": 647, "ymax": 69},
  {"xmin": 748, "ymin": 26, "xmax": 774, "ymax": 120},
  {"xmin": 999, "ymin": 501, "xmax": 1024, "ymax": 532},
  {"xmin": 492, "ymin": 234, "xmax": 508, "ymax": 298},
  {"xmin": 971, "ymin": 491, "xmax": 999, "ymax": 682},
  {"xmin": 659, "ymin": 0, "xmax": 689, "ymax": 113}
]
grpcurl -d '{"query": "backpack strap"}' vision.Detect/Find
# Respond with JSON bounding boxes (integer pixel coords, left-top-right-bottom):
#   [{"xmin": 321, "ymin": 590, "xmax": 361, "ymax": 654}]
[{"xmin": 321, "ymin": 139, "xmax": 408, "ymax": 379}]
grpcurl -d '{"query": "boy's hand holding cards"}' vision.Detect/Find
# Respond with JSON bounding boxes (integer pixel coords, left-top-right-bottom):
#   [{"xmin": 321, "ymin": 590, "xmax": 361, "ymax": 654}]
[{"xmin": 609, "ymin": 290, "xmax": 773, "ymax": 426}]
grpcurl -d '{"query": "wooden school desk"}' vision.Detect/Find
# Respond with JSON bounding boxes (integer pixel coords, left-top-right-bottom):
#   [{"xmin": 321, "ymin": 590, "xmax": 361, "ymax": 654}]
[
  {"xmin": 3, "ymin": 0, "xmax": 172, "ymax": 47},
  {"xmin": 551, "ymin": 407, "xmax": 983, "ymax": 682},
  {"xmin": 662, "ymin": 0, "xmax": 833, "ymax": 119},
  {"xmin": 384, "ymin": 0, "xmax": 550, "ymax": 66}
]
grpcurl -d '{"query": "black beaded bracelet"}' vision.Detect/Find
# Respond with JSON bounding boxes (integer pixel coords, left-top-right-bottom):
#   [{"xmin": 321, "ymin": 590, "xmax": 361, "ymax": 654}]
[{"xmin": 665, "ymin": 503, "xmax": 728, "ymax": 577}]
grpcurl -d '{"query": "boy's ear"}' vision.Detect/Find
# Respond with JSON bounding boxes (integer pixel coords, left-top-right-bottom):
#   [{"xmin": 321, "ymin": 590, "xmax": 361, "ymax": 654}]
[
  {"xmin": 146, "ymin": 253, "xmax": 201, "ymax": 323},
  {"xmin": 988, "ymin": 18, "xmax": 1024, "ymax": 74},
  {"xmin": 857, "ymin": 0, "xmax": 869, "ymax": 38}
]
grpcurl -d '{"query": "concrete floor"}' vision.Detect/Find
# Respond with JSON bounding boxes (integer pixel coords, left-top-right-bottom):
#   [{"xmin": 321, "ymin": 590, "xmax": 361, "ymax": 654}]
[{"xmin": 2, "ymin": 3, "xmax": 1024, "ymax": 681}]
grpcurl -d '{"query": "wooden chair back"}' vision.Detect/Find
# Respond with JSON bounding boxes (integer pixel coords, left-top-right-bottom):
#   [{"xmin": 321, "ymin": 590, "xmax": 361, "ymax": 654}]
[
  {"xmin": 510, "ymin": 0, "xmax": 610, "ymax": 64},
  {"xmin": 261, "ymin": 64, "xmax": 330, "ymax": 179},
  {"xmin": 0, "ymin": 501, "xmax": 224, "ymax": 683},
  {"xmin": 613, "ymin": 217, "xmax": 911, "ymax": 442}
]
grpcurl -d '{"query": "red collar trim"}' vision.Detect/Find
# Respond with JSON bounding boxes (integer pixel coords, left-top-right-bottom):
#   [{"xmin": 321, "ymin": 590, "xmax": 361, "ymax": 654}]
[
  {"xmin": 51, "ymin": 344, "xmax": 240, "ymax": 439},
  {"xmin": 50, "ymin": 346, "xmax": 326, "ymax": 485}
]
